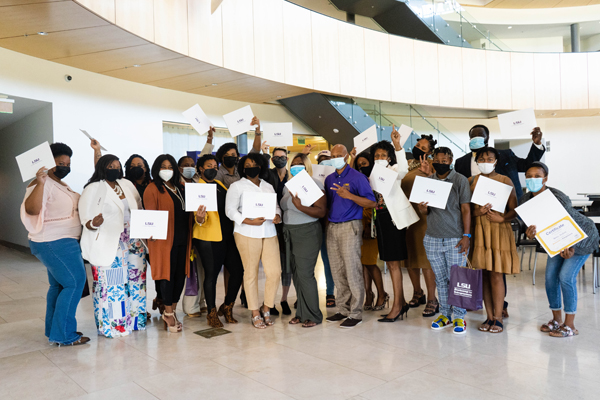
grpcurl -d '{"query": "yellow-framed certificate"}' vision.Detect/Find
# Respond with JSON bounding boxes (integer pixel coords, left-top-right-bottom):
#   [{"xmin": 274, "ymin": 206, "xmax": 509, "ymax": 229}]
[{"xmin": 536, "ymin": 216, "xmax": 587, "ymax": 257}]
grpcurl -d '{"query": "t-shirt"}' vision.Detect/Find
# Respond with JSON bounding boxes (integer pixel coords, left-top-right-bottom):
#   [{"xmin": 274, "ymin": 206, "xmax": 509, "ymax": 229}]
[
  {"xmin": 425, "ymin": 169, "xmax": 471, "ymax": 239},
  {"xmin": 281, "ymin": 177, "xmax": 324, "ymax": 225},
  {"xmin": 325, "ymin": 165, "xmax": 376, "ymax": 223}
]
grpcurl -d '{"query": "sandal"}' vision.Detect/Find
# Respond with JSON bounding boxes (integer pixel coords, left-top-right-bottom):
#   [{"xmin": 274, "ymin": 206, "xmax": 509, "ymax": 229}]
[
  {"xmin": 540, "ymin": 319, "xmax": 561, "ymax": 333},
  {"xmin": 549, "ymin": 324, "xmax": 578, "ymax": 338},
  {"xmin": 251, "ymin": 315, "xmax": 266, "ymax": 329},
  {"xmin": 162, "ymin": 312, "xmax": 182, "ymax": 333},
  {"xmin": 478, "ymin": 319, "xmax": 493, "ymax": 332},
  {"xmin": 489, "ymin": 319, "xmax": 504, "ymax": 333},
  {"xmin": 326, "ymin": 295, "xmax": 336, "ymax": 308},
  {"xmin": 408, "ymin": 290, "xmax": 426, "ymax": 308},
  {"xmin": 422, "ymin": 299, "xmax": 439, "ymax": 317},
  {"xmin": 302, "ymin": 320, "xmax": 317, "ymax": 328},
  {"xmin": 260, "ymin": 306, "xmax": 275, "ymax": 326},
  {"xmin": 289, "ymin": 317, "xmax": 302, "ymax": 325}
]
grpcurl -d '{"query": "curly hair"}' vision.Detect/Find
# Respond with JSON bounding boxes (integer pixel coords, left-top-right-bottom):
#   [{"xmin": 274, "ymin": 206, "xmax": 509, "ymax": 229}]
[
  {"xmin": 418, "ymin": 134, "xmax": 437, "ymax": 153},
  {"xmin": 50, "ymin": 142, "xmax": 73, "ymax": 158},
  {"xmin": 372, "ymin": 140, "xmax": 397, "ymax": 166},
  {"xmin": 432, "ymin": 146, "xmax": 454, "ymax": 160},
  {"xmin": 85, "ymin": 154, "xmax": 122, "ymax": 188},
  {"xmin": 238, "ymin": 152, "xmax": 268, "ymax": 180},
  {"xmin": 124, "ymin": 154, "xmax": 151, "ymax": 187},
  {"xmin": 196, "ymin": 154, "xmax": 218, "ymax": 171},
  {"xmin": 215, "ymin": 142, "xmax": 239, "ymax": 164}
]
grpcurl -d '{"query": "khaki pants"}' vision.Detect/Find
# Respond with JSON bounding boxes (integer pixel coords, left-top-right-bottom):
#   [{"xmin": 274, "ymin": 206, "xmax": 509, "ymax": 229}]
[{"xmin": 234, "ymin": 233, "xmax": 281, "ymax": 310}]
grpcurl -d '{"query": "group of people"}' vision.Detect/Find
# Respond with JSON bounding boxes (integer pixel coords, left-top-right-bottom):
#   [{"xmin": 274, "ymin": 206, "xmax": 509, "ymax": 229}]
[{"xmin": 20, "ymin": 118, "xmax": 598, "ymax": 346}]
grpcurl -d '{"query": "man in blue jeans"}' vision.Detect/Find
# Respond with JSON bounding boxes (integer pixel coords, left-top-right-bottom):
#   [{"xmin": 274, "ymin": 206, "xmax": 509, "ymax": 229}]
[{"xmin": 417, "ymin": 147, "xmax": 472, "ymax": 335}]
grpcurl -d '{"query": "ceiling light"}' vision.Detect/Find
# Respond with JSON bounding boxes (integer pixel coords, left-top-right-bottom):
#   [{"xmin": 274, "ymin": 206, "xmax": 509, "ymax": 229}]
[
  {"xmin": 551, "ymin": 112, "xmax": 557, "ymax": 116},
  {"xmin": 211, "ymin": 83, "xmax": 218, "ymax": 86},
  {"xmin": 276, "ymin": 95, "xmax": 282, "ymax": 98},
  {"xmin": 37, "ymin": 31, "xmax": 48, "ymax": 36},
  {"xmin": 507, "ymin": 26, "xmax": 512, "ymax": 29},
  {"xmin": 132, "ymin": 64, "xmax": 141, "ymax": 67}
]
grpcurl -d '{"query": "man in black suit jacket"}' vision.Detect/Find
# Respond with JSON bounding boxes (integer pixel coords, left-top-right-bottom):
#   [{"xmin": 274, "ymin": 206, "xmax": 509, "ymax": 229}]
[{"xmin": 454, "ymin": 125, "xmax": 545, "ymax": 197}]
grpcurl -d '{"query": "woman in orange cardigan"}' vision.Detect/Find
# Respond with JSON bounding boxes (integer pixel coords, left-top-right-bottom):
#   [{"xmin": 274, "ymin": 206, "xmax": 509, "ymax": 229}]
[{"xmin": 144, "ymin": 154, "xmax": 192, "ymax": 333}]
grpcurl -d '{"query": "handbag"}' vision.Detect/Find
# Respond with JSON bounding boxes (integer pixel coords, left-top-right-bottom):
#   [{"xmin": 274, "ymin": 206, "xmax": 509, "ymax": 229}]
[{"xmin": 447, "ymin": 257, "xmax": 483, "ymax": 311}]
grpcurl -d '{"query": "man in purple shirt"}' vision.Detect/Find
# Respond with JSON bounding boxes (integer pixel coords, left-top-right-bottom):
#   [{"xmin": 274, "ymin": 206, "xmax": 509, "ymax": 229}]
[{"xmin": 324, "ymin": 144, "xmax": 377, "ymax": 328}]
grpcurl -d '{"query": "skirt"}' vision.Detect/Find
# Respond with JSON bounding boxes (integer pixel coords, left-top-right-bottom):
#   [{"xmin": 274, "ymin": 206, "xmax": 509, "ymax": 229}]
[{"xmin": 375, "ymin": 208, "xmax": 408, "ymax": 262}]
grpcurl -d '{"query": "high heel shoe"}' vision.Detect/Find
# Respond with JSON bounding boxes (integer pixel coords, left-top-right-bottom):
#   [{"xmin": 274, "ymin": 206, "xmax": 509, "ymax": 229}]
[
  {"xmin": 372, "ymin": 293, "xmax": 390, "ymax": 311},
  {"xmin": 364, "ymin": 290, "xmax": 374, "ymax": 311},
  {"xmin": 408, "ymin": 290, "xmax": 426, "ymax": 308},
  {"xmin": 206, "ymin": 308, "xmax": 224, "ymax": 328},
  {"xmin": 378, "ymin": 304, "xmax": 409, "ymax": 322},
  {"xmin": 162, "ymin": 312, "xmax": 181, "ymax": 333},
  {"xmin": 218, "ymin": 302, "xmax": 238, "ymax": 324}
]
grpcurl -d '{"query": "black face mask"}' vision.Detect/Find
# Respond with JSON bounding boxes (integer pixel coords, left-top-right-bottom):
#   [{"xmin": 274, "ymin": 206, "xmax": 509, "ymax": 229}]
[
  {"xmin": 272, "ymin": 156, "xmax": 287, "ymax": 169},
  {"xmin": 412, "ymin": 146, "xmax": 427, "ymax": 161},
  {"xmin": 223, "ymin": 156, "xmax": 237, "ymax": 169},
  {"xmin": 359, "ymin": 165, "xmax": 373, "ymax": 177},
  {"xmin": 128, "ymin": 166, "xmax": 144, "ymax": 180},
  {"xmin": 203, "ymin": 168, "xmax": 218, "ymax": 181},
  {"xmin": 53, "ymin": 166, "xmax": 70, "ymax": 180},
  {"xmin": 432, "ymin": 163, "xmax": 451, "ymax": 175},
  {"xmin": 244, "ymin": 167, "xmax": 261, "ymax": 179},
  {"xmin": 105, "ymin": 169, "xmax": 120, "ymax": 183}
]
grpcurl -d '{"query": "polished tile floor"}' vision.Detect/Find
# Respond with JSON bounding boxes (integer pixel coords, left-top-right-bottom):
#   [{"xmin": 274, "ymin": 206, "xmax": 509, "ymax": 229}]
[{"xmin": 1, "ymin": 244, "xmax": 599, "ymax": 400}]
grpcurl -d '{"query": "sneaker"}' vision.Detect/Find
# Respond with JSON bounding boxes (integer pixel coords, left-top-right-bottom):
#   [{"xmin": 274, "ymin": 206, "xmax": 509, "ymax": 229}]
[
  {"xmin": 431, "ymin": 314, "xmax": 451, "ymax": 330},
  {"xmin": 340, "ymin": 318, "xmax": 362, "ymax": 329},
  {"xmin": 453, "ymin": 318, "xmax": 467, "ymax": 335},
  {"xmin": 326, "ymin": 313, "xmax": 347, "ymax": 323}
]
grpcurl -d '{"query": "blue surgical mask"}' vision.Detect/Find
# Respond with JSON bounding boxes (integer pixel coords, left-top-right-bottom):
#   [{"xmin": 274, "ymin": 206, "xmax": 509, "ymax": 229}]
[
  {"xmin": 290, "ymin": 165, "xmax": 305, "ymax": 177},
  {"xmin": 319, "ymin": 159, "xmax": 333, "ymax": 167},
  {"xmin": 526, "ymin": 178, "xmax": 544, "ymax": 193},
  {"xmin": 331, "ymin": 157, "xmax": 346, "ymax": 170},
  {"xmin": 469, "ymin": 137, "xmax": 486, "ymax": 150},
  {"xmin": 182, "ymin": 167, "xmax": 195, "ymax": 180}
]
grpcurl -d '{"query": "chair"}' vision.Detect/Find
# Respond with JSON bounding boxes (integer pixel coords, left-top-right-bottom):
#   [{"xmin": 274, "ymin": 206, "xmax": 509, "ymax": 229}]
[
  {"xmin": 593, "ymin": 249, "xmax": 599, "ymax": 294},
  {"xmin": 531, "ymin": 244, "xmax": 546, "ymax": 286},
  {"xmin": 516, "ymin": 219, "xmax": 537, "ymax": 272}
]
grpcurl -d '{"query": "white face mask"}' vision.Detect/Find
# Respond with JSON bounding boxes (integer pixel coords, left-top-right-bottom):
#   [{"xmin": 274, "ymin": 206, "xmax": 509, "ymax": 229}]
[
  {"xmin": 477, "ymin": 162, "xmax": 496, "ymax": 175},
  {"xmin": 374, "ymin": 159, "xmax": 389, "ymax": 168},
  {"xmin": 159, "ymin": 169, "xmax": 174, "ymax": 182}
]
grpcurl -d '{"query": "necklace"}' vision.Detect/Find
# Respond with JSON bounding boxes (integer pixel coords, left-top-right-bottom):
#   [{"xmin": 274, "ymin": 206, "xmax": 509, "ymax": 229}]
[
  {"xmin": 165, "ymin": 184, "xmax": 185, "ymax": 211},
  {"xmin": 112, "ymin": 183, "xmax": 123, "ymax": 197}
]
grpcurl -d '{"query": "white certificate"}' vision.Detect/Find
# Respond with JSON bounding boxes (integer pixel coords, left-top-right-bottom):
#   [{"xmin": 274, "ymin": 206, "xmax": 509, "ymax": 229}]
[
  {"xmin": 241, "ymin": 192, "xmax": 277, "ymax": 219},
  {"xmin": 80, "ymin": 129, "xmax": 107, "ymax": 150},
  {"xmin": 397, "ymin": 124, "xmax": 413, "ymax": 147},
  {"xmin": 515, "ymin": 190, "xmax": 588, "ymax": 257},
  {"xmin": 185, "ymin": 183, "xmax": 217, "ymax": 212},
  {"xmin": 223, "ymin": 105, "xmax": 254, "ymax": 137},
  {"xmin": 369, "ymin": 163, "xmax": 397, "ymax": 198},
  {"xmin": 262, "ymin": 122, "xmax": 293, "ymax": 147},
  {"xmin": 497, "ymin": 108, "xmax": 537, "ymax": 139},
  {"xmin": 470, "ymin": 176, "xmax": 513, "ymax": 212},
  {"xmin": 353, "ymin": 124, "xmax": 378, "ymax": 154},
  {"xmin": 408, "ymin": 175, "xmax": 453, "ymax": 209},
  {"xmin": 129, "ymin": 210, "xmax": 169, "ymax": 240},
  {"xmin": 15, "ymin": 141, "xmax": 56, "ymax": 182},
  {"xmin": 182, "ymin": 104, "xmax": 213, "ymax": 135},
  {"xmin": 284, "ymin": 170, "xmax": 324, "ymax": 207},
  {"xmin": 312, "ymin": 164, "xmax": 335, "ymax": 184}
]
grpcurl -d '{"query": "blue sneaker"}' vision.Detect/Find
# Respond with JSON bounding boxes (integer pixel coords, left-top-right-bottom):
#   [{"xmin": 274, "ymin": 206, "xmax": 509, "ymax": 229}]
[
  {"xmin": 453, "ymin": 318, "xmax": 467, "ymax": 335},
  {"xmin": 431, "ymin": 315, "xmax": 451, "ymax": 330}
]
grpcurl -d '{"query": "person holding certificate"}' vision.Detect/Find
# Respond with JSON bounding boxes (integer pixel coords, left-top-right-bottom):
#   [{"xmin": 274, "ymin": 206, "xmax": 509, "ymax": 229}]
[
  {"xmin": 317, "ymin": 150, "xmax": 336, "ymax": 309},
  {"xmin": 192, "ymin": 154, "xmax": 244, "ymax": 328},
  {"xmin": 469, "ymin": 147, "xmax": 519, "ymax": 334},
  {"xmin": 324, "ymin": 145, "xmax": 377, "ymax": 329},
  {"xmin": 371, "ymin": 130, "xmax": 420, "ymax": 323},
  {"xmin": 418, "ymin": 147, "xmax": 472, "ymax": 334},
  {"xmin": 521, "ymin": 162, "xmax": 599, "ymax": 338},
  {"xmin": 79, "ymin": 154, "xmax": 147, "ymax": 338},
  {"xmin": 225, "ymin": 153, "xmax": 282, "ymax": 329},
  {"xmin": 401, "ymin": 135, "xmax": 440, "ymax": 317},
  {"xmin": 21, "ymin": 142, "xmax": 90, "ymax": 346},
  {"xmin": 144, "ymin": 155, "xmax": 192, "ymax": 333},
  {"xmin": 281, "ymin": 153, "xmax": 327, "ymax": 327}
]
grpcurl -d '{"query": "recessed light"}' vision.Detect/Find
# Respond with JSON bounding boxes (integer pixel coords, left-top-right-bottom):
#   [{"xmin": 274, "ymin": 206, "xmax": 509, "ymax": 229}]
[
  {"xmin": 551, "ymin": 112, "xmax": 557, "ymax": 116},
  {"xmin": 507, "ymin": 26, "xmax": 512, "ymax": 29},
  {"xmin": 37, "ymin": 31, "xmax": 48, "ymax": 35},
  {"xmin": 132, "ymin": 64, "xmax": 141, "ymax": 67},
  {"xmin": 211, "ymin": 83, "xmax": 218, "ymax": 86},
  {"xmin": 276, "ymin": 95, "xmax": 282, "ymax": 98}
]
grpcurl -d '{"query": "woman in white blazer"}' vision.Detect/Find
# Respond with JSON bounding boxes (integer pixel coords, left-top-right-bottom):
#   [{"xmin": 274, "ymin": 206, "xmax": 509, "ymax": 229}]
[
  {"xmin": 371, "ymin": 127, "xmax": 420, "ymax": 323},
  {"xmin": 79, "ymin": 154, "xmax": 147, "ymax": 338}
]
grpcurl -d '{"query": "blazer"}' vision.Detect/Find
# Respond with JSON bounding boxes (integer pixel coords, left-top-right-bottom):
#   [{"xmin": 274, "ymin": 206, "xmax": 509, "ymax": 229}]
[
  {"xmin": 380, "ymin": 149, "xmax": 420, "ymax": 230},
  {"xmin": 192, "ymin": 179, "xmax": 228, "ymax": 242},
  {"xmin": 79, "ymin": 179, "xmax": 142, "ymax": 267},
  {"xmin": 454, "ymin": 143, "xmax": 545, "ymax": 196}
]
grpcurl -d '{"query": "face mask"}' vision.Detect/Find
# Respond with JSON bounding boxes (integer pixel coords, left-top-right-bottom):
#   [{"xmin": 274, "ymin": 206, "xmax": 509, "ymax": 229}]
[
  {"xmin": 182, "ymin": 167, "xmax": 195, "ymax": 180},
  {"xmin": 412, "ymin": 146, "xmax": 426, "ymax": 161},
  {"xmin": 469, "ymin": 137, "xmax": 486, "ymax": 150},
  {"xmin": 159, "ymin": 169, "xmax": 174, "ymax": 182},
  {"xmin": 359, "ymin": 165, "xmax": 373, "ymax": 177},
  {"xmin": 432, "ymin": 163, "xmax": 451, "ymax": 175},
  {"xmin": 272, "ymin": 156, "xmax": 287, "ymax": 169},
  {"xmin": 331, "ymin": 157, "xmax": 346, "ymax": 170},
  {"xmin": 290, "ymin": 165, "xmax": 305, "ymax": 177},
  {"xmin": 128, "ymin": 166, "xmax": 144, "ymax": 180},
  {"xmin": 105, "ymin": 169, "xmax": 120, "ymax": 182},
  {"xmin": 223, "ymin": 156, "xmax": 237, "ymax": 169},
  {"xmin": 319, "ymin": 159, "xmax": 333, "ymax": 167},
  {"xmin": 203, "ymin": 168, "xmax": 218, "ymax": 181},
  {"xmin": 477, "ymin": 162, "xmax": 496, "ymax": 175},
  {"xmin": 244, "ymin": 167, "xmax": 260, "ymax": 179},
  {"xmin": 526, "ymin": 178, "xmax": 544, "ymax": 193},
  {"xmin": 374, "ymin": 159, "xmax": 389, "ymax": 168},
  {"xmin": 53, "ymin": 166, "xmax": 70, "ymax": 180}
]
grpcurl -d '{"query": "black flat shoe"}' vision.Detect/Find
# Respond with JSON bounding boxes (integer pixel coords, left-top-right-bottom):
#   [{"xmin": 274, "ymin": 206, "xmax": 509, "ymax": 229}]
[
  {"xmin": 270, "ymin": 306, "xmax": 280, "ymax": 316},
  {"xmin": 281, "ymin": 301, "xmax": 292, "ymax": 315}
]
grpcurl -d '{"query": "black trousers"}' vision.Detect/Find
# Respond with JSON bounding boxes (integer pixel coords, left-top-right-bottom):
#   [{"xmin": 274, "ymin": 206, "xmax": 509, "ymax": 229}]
[
  {"xmin": 158, "ymin": 244, "xmax": 188, "ymax": 306},
  {"xmin": 193, "ymin": 236, "xmax": 244, "ymax": 310}
]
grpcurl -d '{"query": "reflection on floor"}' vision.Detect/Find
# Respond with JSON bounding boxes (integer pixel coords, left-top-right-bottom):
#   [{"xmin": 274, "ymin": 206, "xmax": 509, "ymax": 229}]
[{"xmin": 0, "ymin": 245, "xmax": 599, "ymax": 400}]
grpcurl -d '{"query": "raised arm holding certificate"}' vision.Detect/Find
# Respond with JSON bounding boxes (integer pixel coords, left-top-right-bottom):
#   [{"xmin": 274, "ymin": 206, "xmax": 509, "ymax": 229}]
[
  {"xmin": 241, "ymin": 192, "xmax": 277, "ymax": 219},
  {"xmin": 185, "ymin": 183, "xmax": 217, "ymax": 212},
  {"xmin": 284, "ymin": 170, "xmax": 324, "ymax": 207},
  {"xmin": 409, "ymin": 175, "xmax": 453, "ymax": 209},
  {"xmin": 15, "ymin": 141, "xmax": 56, "ymax": 182},
  {"xmin": 182, "ymin": 104, "xmax": 213, "ymax": 135},
  {"xmin": 262, "ymin": 122, "xmax": 293, "ymax": 147},
  {"xmin": 368, "ymin": 163, "xmax": 397, "ymax": 198},
  {"xmin": 129, "ymin": 210, "xmax": 169, "ymax": 240},
  {"xmin": 353, "ymin": 124, "xmax": 378, "ymax": 154},
  {"xmin": 311, "ymin": 164, "xmax": 335, "ymax": 184},
  {"xmin": 223, "ymin": 105, "xmax": 254, "ymax": 137},
  {"xmin": 471, "ymin": 175, "xmax": 513, "ymax": 212}
]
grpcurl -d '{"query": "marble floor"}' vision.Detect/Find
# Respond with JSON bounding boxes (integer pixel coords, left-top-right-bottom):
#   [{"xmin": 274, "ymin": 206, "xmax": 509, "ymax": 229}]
[{"xmin": 0, "ymin": 244, "xmax": 599, "ymax": 400}]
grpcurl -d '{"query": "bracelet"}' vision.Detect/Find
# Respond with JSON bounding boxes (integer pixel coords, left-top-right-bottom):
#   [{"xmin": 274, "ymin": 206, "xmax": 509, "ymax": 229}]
[
  {"xmin": 463, "ymin": 233, "xmax": 471, "ymax": 238},
  {"xmin": 89, "ymin": 221, "xmax": 98, "ymax": 230}
]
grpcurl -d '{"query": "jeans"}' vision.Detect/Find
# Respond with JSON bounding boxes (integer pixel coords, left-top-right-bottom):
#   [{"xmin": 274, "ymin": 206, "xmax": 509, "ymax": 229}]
[
  {"xmin": 545, "ymin": 253, "xmax": 589, "ymax": 314},
  {"xmin": 30, "ymin": 238, "xmax": 86, "ymax": 345},
  {"xmin": 321, "ymin": 234, "xmax": 334, "ymax": 296}
]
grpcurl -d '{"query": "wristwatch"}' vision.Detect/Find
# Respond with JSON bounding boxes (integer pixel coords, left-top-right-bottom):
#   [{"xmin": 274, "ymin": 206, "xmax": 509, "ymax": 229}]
[{"xmin": 463, "ymin": 233, "xmax": 471, "ymax": 238}]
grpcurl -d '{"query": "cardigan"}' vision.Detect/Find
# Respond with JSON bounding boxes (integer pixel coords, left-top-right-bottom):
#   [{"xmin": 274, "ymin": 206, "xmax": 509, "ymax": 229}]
[{"xmin": 192, "ymin": 179, "xmax": 228, "ymax": 242}]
